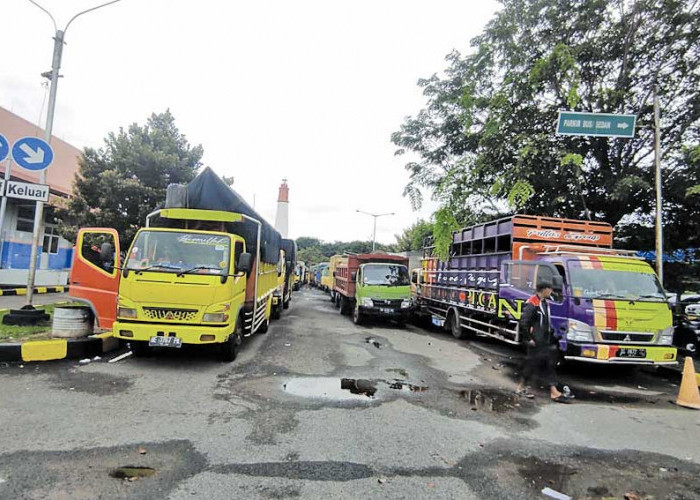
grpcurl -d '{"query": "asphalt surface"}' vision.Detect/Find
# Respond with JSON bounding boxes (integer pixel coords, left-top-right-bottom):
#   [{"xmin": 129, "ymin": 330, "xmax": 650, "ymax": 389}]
[
  {"xmin": 0, "ymin": 292, "xmax": 71, "ymax": 311},
  {"xmin": 1, "ymin": 288, "xmax": 699, "ymax": 499}
]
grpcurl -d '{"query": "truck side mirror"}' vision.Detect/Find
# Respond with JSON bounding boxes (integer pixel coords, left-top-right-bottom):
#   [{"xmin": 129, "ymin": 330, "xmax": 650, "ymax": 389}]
[
  {"xmin": 332, "ymin": 271, "xmax": 337, "ymax": 278},
  {"xmin": 286, "ymin": 260, "xmax": 292, "ymax": 268},
  {"xmin": 351, "ymin": 271, "xmax": 357, "ymax": 281},
  {"xmin": 552, "ymin": 275, "xmax": 564, "ymax": 292},
  {"xmin": 237, "ymin": 253, "xmax": 253, "ymax": 275}
]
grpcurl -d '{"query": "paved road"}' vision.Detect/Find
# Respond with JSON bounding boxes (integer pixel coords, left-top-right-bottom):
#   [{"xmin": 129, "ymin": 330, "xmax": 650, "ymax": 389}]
[
  {"xmin": 0, "ymin": 292, "xmax": 71, "ymax": 311},
  {"xmin": 1, "ymin": 288, "xmax": 699, "ymax": 499}
]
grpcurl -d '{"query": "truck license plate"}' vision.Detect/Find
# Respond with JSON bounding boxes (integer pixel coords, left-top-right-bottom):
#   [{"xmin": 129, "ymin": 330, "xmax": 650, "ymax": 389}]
[
  {"xmin": 431, "ymin": 316, "xmax": 444, "ymax": 327},
  {"xmin": 149, "ymin": 336, "xmax": 182, "ymax": 348},
  {"xmin": 617, "ymin": 348, "xmax": 646, "ymax": 358}
]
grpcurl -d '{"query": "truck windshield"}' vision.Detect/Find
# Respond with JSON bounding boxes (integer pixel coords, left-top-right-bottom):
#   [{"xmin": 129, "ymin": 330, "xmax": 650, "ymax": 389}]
[
  {"xmin": 568, "ymin": 267, "xmax": 665, "ymax": 301},
  {"xmin": 362, "ymin": 264, "xmax": 410, "ymax": 286},
  {"xmin": 125, "ymin": 231, "xmax": 231, "ymax": 275}
]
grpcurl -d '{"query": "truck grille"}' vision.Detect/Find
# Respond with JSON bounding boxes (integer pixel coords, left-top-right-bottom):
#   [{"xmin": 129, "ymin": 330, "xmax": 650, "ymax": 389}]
[
  {"xmin": 142, "ymin": 307, "xmax": 198, "ymax": 321},
  {"xmin": 372, "ymin": 299, "xmax": 403, "ymax": 307},
  {"xmin": 600, "ymin": 331, "xmax": 655, "ymax": 343}
]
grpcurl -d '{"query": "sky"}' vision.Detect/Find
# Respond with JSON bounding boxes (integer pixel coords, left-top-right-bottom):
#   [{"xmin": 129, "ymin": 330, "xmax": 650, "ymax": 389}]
[{"xmin": 1, "ymin": 0, "xmax": 499, "ymax": 245}]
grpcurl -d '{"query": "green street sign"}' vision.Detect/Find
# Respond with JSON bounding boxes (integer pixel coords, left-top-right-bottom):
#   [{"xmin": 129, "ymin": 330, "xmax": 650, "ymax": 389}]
[{"xmin": 556, "ymin": 111, "xmax": 636, "ymax": 138}]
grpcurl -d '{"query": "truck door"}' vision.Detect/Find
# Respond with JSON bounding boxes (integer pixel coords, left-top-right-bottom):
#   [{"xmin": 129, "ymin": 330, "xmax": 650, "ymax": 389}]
[{"xmin": 68, "ymin": 228, "xmax": 120, "ymax": 329}]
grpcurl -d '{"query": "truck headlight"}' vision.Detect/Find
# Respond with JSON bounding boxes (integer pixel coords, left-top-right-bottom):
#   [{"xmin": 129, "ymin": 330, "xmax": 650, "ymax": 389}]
[
  {"xmin": 118, "ymin": 307, "xmax": 137, "ymax": 319},
  {"xmin": 566, "ymin": 319, "xmax": 594, "ymax": 342},
  {"xmin": 400, "ymin": 299, "xmax": 411, "ymax": 309},
  {"xmin": 203, "ymin": 312, "xmax": 229, "ymax": 323},
  {"xmin": 361, "ymin": 298, "xmax": 373, "ymax": 307},
  {"xmin": 658, "ymin": 325, "xmax": 674, "ymax": 345}
]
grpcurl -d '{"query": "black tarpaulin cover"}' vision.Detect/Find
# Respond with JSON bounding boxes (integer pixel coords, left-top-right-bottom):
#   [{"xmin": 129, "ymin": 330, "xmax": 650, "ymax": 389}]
[
  {"xmin": 186, "ymin": 167, "xmax": 281, "ymax": 264},
  {"xmin": 281, "ymin": 238, "xmax": 297, "ymax": 277}
]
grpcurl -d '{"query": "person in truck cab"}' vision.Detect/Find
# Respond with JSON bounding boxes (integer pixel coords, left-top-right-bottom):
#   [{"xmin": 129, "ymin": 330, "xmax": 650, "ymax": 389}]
[{"xmin": 515, "ymin": 279, "xmax": 574, "ymax": 403}]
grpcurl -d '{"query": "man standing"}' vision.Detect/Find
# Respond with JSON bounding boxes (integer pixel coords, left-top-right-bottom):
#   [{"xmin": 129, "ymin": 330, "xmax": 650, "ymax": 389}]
[{"xmin": 515, "ymin": 279, "xmax": 572, "ymax": 403}]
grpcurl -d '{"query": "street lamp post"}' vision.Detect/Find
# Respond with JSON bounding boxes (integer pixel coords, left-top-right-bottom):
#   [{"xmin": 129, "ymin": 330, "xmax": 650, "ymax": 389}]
[
  {"xmin": 24, "ymin": 0, "xmax": 121, "ymax": 307},
  {"xmin": 356, "ymin": 210, "xmax": 395, "ymax": 252}
]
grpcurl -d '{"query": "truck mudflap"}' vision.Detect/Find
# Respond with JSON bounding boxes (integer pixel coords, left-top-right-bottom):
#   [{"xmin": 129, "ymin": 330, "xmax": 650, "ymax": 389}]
[
  {"xmin": 564, "ymin": 343, "xmax": 677, "ymax": 365},
  {"xmin": 113, "ymin": 321, "xmax": 233, "ymax": 345}
]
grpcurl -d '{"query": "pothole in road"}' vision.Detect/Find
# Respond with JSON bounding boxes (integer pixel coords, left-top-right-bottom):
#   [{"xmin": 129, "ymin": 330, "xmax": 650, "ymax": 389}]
[
  {"xmin": 109, "ymin": 466, "xmax": 156, "ymax": 480},
  {"xmin": 458, "ymin": 388, "xmax": 523, "ymax": 412},
  {"xmin": 283, "ymin": 377, "xmax": 378, "ymax": 401},
  {"xmin": 282, "ymin": 377, "xmax": 429, "ymax": 401}
]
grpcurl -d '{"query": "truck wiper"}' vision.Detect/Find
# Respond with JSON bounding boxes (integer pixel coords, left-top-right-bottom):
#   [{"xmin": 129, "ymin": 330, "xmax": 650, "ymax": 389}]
[
  {"xmin": 134, "ymin": 264, "xmax": 182, "ymax": 275},
  {"xmin": 636, "ymin": 294, "xmax": 664, "ymax": 300},
  {"xmin": 176, "ymin": 265, "xmax": 222, "ymax": 277},
  {"xmin": 595, "ymin": 293, "xmax": 625, "ymax": 299}
]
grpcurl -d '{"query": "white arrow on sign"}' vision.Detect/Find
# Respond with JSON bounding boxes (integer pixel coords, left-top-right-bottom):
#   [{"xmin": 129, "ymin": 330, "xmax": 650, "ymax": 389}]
[
  {"xmin": 19, "ymin": 143, "xmax": 45, "ymax": 164},
  {"xmin": 617, "ymin": 123, "xmax": 629, "ymax": 129}
]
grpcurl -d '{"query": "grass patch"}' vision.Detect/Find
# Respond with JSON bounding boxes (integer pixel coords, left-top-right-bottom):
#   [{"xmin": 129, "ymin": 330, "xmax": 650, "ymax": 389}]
[{"xmin": 0, "ymin": 302, "xmax": 83, "ymax": 343}]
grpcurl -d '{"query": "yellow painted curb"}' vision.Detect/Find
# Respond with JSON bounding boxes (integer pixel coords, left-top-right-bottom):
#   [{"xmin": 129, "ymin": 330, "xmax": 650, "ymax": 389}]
[
  {"xmin": 16, "ymin": 289, "xmax": 26, "ymax": 296},
  {"xmin": 22, "ymin": 339, "xmax": 68, "ymax": 362},
  {"xmin": 93, "ymin": 332, "xmax": 113, "ymax": 340}
]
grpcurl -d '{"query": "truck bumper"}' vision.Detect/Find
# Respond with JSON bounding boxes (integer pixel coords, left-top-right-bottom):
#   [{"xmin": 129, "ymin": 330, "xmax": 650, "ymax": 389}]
[
  {"xmin": 564, "ymin": 343, "xmax": 677, "ymax": 365},
  {"xmin": 113, "ymin": 321, "xmax": 233, "ymax": 345},
  {"xmin": 358, "ymin": 306, "xmax": 411, "ymax": 321}
]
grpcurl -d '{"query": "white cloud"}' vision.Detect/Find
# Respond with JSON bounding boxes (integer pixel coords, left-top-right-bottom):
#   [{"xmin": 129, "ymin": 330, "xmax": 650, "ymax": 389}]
[{"xmin": 2, "ymin": 0, "xmax": 499, "ymax": 244}]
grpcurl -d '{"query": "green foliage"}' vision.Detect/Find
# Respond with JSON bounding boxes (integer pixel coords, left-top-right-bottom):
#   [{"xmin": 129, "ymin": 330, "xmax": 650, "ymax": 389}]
[
  {"xmin": 432, "ymin": 208, "xmax": 460, "ymax": 261},
  {"xmin": 395, "ymin": 219, "xmax": 434, "ymax": 251},
  {"xmin": 393, "ymin": 0, "xmax": 700, "ymax": 251},
  {"xmin": 295, "ymin": 237, "xmax": 397, "ymax": 266},
  {"xmin": 58, "ymin": 110, "xmax": 203, "ymax": 246}
]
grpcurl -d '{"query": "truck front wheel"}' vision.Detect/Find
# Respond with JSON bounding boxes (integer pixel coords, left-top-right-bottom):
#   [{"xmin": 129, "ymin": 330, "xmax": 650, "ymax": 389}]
[
  {"xmin": 221, "ymin": 322, "xmax": 243, "ymax": 362},
  {"xmin": 353, "ymin": 304, "xmax": 364, "ymax": 325}
]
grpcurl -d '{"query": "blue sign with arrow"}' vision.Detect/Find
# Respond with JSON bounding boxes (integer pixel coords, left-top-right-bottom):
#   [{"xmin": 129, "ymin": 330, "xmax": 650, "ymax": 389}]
[
  {"xmin": 0, "ymin": 133, "xmax": 9, "ymax": 163},
  {"xmin": 11, "ymin": 137, "xmax": 54, "ymax": 172}
]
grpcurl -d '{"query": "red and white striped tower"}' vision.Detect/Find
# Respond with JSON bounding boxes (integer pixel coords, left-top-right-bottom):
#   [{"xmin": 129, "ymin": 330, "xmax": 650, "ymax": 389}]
[{"xmin": 274, "ymin": 179, "xmax": 289, "ymax": 238}]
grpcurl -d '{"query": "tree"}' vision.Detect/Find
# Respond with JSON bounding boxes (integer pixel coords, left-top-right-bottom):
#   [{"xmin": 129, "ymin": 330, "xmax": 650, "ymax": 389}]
[
  {"xmin": 395, "ymin": 219, "xmax": 434, "ymax": 251},
  {"xmin": 58, "ymin": 110, "xmax": 203, "ymax": 245},
  {"xmin": 295, "ymin": 237, "xmax": 397, "ymax": 266},
  {"xmin": 392, "ymin": 0, "xmax": 700, "ymax": 254}
]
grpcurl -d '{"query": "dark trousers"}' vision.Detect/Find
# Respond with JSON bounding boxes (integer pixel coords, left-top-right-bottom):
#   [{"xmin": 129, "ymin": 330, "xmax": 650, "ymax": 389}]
[{"xmin": 522, "ymin": 346, "xmax": 558, "ymax": 387}]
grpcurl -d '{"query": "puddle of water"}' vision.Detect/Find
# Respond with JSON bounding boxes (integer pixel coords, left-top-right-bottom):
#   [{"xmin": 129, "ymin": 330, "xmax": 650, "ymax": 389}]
[
  {"xmin": 388, "ymin": 380, "xmax": 428, "ymax": 393},
  {"xmin": 283, "ymin": 377, "xmax": 376, "ymax": 401},
  {"xmin": 459, "ymin": 388, "xmax": 521, "ymax": 412},
  {"xmin": 109, "ymin": 466, "xmax": 156, "ymax": 479}
]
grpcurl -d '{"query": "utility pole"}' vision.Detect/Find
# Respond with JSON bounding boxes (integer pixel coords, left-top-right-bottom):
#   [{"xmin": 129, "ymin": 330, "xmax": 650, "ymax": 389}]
[
  {"xmin": 653, "ymin": 86, "xmax": 663, "ymax": 285},
  {"xmin": 24, "ymin": 0, "xmax": 122, "ymax": 307},
  {"xmin": 356, "ymin": 210, "xmax": 395, "ymax": 252}
]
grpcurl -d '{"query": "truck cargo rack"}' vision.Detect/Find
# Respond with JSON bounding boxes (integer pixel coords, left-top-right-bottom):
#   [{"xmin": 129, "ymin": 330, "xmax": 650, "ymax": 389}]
[{"xmin": 536, "ymin": 244, "xmax": 641, "ymax": 259}]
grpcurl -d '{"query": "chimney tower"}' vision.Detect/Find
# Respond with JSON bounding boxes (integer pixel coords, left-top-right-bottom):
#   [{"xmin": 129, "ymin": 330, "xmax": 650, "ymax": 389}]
[{"xmin": 274, "ymin": 179, "xmax": 289, "ymax": 238}]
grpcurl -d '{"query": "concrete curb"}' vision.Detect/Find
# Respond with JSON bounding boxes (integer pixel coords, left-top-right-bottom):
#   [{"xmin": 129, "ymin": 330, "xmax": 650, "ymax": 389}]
[
  {"xmin": 0, "ymin": 286, "xmax": 69, "ymax": 297},
  {"xmin": 0, "ymin": 332, "xmax": 118, "ymax": 363}
]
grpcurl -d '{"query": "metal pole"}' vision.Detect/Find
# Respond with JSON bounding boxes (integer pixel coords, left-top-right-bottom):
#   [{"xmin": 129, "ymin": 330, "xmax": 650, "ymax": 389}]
[
  {"xmin": 26, "ymin": 29, "xmax": 64, "ymax": 306},
  {"xmin": 372, "ymin": 216, "xmax": 377, "ymax": 252},
  {"xmin": 653, "ymin": 86, "xmax": 663, "ymax": 285},
  {"xmin": 0, "ymin": 157, "xmax": 14, "ymax": 264}
]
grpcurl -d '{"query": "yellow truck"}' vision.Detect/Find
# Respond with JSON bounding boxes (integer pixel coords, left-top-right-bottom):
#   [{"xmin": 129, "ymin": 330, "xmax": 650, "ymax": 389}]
[
  {"xmin": 328, "ymin": 254, "xmax": 343, "ymax": 303},
  {"xmin": 69, "ymin": 168, "xmax": 281, "ymax": 362}
]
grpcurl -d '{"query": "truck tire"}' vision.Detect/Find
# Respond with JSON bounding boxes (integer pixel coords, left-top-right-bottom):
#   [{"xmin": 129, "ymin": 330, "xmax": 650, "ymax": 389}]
[
  {"xmin": 259, "ymin": 317, "xmax": 269, "ymax": 334},
  {"xmin": 353, "ymin": 304, "xmax": 364, "ymax": 325},
  {"xmin": 449, "ymin": 310, "xmax": 467, "ymax": 340},
  {"xmin": 221, "ymin": 321, "xmax": 243, "ymax": 362},
  {"xmin": 283, "ymin": 299, "xmax": 290, "ymax": 310},
  {"xmin": 340, "ymin": 296, "xmax": 350, "ymax": 315},
  {"xmin": 334, "ymin": 295, "xmax": 341, "ymax": 309},
  {"xmin": 272, "ymin": 302, "xmax": 281, "ymax": 320}
]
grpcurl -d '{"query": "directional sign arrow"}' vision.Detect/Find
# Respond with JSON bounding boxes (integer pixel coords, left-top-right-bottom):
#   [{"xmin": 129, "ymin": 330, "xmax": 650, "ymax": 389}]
[
  {"xmin": 0, "ymin": 133, "xmax": 9, "ymax": 163},
  {"xmin": 19, "ymin": 143, "xmax": 45, "ymax": 164},
  {"xmin": 11, "ymin": 137, "xmax": 54, "ymax": 172},
  {"xmin": 617, "ymin": 123, "xmax": 629, "ymax": 129}
]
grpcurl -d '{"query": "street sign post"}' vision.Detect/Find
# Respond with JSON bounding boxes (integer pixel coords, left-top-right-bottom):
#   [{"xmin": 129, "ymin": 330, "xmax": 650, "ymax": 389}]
[
  {"xmin": 556, "ymin": 111, "xmax": 636, "ymax": 138},
  {"xmin": 5, "ymin": 180, "xmax": 50, "ymax": 202},
  {"xmin": 0, "ymin": 134, "xmax": 9, "ymax": 163},
  {"xmin": 11, "ymin": 137, "xmax": 54, "ymax": 171}
]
